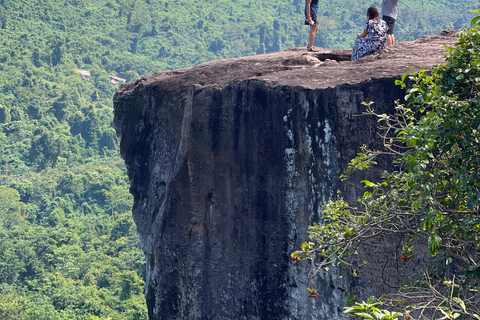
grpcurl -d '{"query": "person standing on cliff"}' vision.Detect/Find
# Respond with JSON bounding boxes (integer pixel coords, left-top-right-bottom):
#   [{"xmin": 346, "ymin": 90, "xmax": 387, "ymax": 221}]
[
  {"xmin": 381, "ymin": 0, "xmax": 399, "ymax": 45},
  {"xmin": 304, "ymin": 0, "xmax": 320, "ymax": 52}
]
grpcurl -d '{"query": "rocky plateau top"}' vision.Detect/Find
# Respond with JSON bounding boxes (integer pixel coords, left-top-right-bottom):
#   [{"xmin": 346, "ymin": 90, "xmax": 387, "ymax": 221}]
[{"xmin": 116, "ymin": 29, "xmax": 458, "ymax": 97}]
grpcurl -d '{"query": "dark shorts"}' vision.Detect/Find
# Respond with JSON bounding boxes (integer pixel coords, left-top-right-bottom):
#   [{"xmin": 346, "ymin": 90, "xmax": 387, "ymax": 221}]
[
  {"xmin": 383, "ymin": 15, "xmax": 395, "ymax": 34},
  {"xmin": 304, "ymin": 14, "xmax": 319, "ymax": 26}
]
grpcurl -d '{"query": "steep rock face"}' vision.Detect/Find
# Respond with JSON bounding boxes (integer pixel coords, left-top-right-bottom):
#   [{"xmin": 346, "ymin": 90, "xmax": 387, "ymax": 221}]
[{"xmin": 113, "ymin": 32, "xmax": 458, "ymax": 320}]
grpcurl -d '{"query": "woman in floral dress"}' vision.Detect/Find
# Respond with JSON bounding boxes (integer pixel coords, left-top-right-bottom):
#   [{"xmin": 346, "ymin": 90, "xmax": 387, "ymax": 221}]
[{"xmin": 351, "ymin": 6, "xmax": 388, "ymax": 61}]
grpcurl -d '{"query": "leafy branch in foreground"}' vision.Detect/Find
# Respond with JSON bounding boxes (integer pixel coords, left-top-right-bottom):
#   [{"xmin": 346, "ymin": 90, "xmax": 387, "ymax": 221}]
[
  {"xmin": 293, "ymin": 13, "xmax": 480, "ymax": 320},
  {"xmin": 344, "ymin": 296, "xmax": 403, "ymax": 320}
]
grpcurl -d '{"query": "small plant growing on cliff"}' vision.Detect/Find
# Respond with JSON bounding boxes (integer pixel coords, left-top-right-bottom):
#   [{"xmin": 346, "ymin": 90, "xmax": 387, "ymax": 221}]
[
  {"xmin": 344, "ymin": 296, "xmax": 402, "ymax": 320},
  {"xmin": 294, "ymin": 11, "xmax": 480, "ymax": 320}
]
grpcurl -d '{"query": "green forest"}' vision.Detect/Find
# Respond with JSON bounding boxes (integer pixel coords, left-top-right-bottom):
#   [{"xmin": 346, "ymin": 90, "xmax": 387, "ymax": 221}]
[{"xmin": 0, "ymin": 0, "xmax": 478, "ymax": 318}]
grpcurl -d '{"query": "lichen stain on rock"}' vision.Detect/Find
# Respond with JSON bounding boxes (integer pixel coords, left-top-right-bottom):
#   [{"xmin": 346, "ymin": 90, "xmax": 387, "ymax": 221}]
[{"xmin": 114, "ymin": 33, "xmax": 458, "ymax": 320}]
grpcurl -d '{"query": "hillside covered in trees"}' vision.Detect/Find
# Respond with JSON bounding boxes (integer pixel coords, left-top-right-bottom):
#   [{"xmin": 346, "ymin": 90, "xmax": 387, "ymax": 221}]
[{"xmin": 0, "ymin": 0, "xmax": 478, "ymax": 319}]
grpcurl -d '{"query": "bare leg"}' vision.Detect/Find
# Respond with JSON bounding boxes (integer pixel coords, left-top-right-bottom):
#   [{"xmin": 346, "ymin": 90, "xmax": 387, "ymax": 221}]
[
  {"xmin": 308, "ymin": 25, "xmax": 319, "ymax": 48},
  {"xmin": 387, "ymin": 34, "xmax": 395, "ymax": 46}
]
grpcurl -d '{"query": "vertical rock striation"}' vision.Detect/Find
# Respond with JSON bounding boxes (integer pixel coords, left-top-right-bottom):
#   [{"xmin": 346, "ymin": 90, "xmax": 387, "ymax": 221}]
[{"xmin": 114, "ymin": 33, "xmax": 457, "ymax": 320}]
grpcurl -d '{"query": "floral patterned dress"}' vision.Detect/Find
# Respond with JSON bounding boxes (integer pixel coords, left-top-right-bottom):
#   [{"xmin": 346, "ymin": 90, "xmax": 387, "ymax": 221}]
[{"xmin": 351, "ymin": 19, "xmax": 388, "ymax": 61}]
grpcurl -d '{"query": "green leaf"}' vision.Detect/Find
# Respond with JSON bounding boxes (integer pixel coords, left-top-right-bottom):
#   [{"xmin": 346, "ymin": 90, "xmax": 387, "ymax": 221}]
[
  {"xmin": 362, "ymin": 180, "xmax": 376, "ymax": 187},
  {"xmin": 428, "ymin": 234, "xmax": 442, "ymax": 256},
  {"xmin": 439, "ymin": 307, "xmax": 453, "ymax": 318},
  {"xmin": 355, "ymin": 312, "xmax": 375, "ymax": 319},
  {"xmin": 344, "ymin": 306, "xmax": 367, "ymax": 313},
  {"xmin": 452, "ymin": 297, "xmax": 466, "ymax": 312},
  {"xmin": 471, "ymin": 15, "xmax": 480, "ymax": 27}
]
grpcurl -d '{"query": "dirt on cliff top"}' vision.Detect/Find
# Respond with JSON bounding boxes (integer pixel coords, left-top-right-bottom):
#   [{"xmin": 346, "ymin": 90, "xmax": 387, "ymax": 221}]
[{"xmin": 116, "ymin": 30, "xmax": 459, "ymax": 97}]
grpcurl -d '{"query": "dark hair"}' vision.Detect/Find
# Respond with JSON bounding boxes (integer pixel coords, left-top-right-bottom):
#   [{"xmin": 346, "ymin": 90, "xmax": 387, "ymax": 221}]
[{"xmin": 367, "ymin": 6, "xmax": 380, "ymax": 23}]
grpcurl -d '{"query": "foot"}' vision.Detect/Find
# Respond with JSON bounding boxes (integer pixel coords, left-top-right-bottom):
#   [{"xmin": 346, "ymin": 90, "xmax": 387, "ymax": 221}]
[{"xmin": 307, "ymin": 46, "xmax": 318, "ymax": 52}]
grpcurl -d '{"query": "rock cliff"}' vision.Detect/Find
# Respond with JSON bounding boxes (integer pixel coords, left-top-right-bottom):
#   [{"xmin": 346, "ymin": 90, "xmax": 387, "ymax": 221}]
[{"xmin": 113, "ymin": 31, "xmax": 458, "ymax": 320}]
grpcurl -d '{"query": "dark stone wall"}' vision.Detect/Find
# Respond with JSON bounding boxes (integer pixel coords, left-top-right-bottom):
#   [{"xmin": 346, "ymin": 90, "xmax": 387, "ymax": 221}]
[{"xmin": 114, "ymin": 74, "xmax": 406, "ymax": 319}]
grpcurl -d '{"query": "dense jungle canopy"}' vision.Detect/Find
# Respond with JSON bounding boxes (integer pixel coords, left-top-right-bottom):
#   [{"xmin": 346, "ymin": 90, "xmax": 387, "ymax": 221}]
[{"xmin": 0, "ymin": 0, "xmax": 478, "ymax": 319}]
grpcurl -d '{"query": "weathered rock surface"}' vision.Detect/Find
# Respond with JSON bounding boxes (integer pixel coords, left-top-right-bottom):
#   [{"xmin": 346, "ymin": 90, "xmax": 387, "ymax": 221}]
[{"xmin": 113, "ymin": 31, "xmax": 458, "ymax": 320}]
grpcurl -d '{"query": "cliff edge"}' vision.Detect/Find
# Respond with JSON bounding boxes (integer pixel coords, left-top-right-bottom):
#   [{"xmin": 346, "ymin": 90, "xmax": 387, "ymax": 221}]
[{"xmin": 113, "ymin": 31, "xmax": 458, "ymax": 320}]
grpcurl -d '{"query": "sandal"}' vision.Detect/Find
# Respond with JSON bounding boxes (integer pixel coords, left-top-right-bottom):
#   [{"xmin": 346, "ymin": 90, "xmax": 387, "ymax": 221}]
[{"xmin": 307, "ymin": 47, "xmax": 318, "ymax": 52}]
